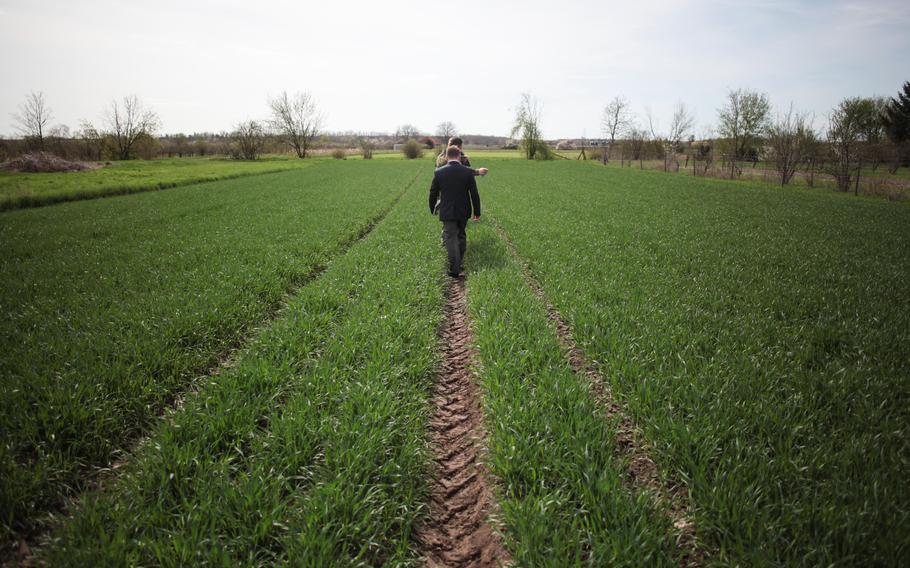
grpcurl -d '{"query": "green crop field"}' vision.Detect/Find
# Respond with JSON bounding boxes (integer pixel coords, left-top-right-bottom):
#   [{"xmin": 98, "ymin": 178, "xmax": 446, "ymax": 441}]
[
  {"xmin": 0, "ymin": 160, "xmax": 420, "ymax": 546},
  {"xmin": 0, "ymin": 155, "xmax": 319, "ymax": 211},
  {"xmin": 481, "ymin": 160, "xmax": 910, "ymax": 565},
  {"xmin": 1, "ymin": 156, "xmax": 907, "ymax": 565}
]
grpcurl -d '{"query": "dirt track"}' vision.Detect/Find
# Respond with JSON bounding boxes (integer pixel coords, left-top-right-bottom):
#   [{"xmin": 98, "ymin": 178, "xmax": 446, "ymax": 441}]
[{"xmin": 417, "ymin": 277, "xmax": 510, "ymax": 567}]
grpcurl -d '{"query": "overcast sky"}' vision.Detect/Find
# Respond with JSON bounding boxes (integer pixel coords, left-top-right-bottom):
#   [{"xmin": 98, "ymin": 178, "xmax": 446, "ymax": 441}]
[{"xmin": 1, "ymin": 0, "xmax": 908, "ymax": 139}]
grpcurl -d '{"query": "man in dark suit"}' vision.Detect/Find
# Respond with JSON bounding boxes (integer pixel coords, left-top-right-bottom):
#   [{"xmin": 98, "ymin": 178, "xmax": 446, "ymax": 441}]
[{"xmin": 429, "ymin": 145, "xmax": 481, "ymax": 278}]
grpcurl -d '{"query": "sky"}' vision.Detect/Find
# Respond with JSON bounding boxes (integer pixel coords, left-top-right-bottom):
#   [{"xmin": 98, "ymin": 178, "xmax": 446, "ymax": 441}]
[{"xmin": 1, "ymin": 0, "xmax": 908, "ymax": 139}]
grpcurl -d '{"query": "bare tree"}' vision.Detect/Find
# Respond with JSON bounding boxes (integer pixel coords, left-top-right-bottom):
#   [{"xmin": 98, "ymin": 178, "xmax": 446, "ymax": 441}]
[
  {"xmin": 601, "ymin": 95, "xmax": 632, "ymax": 161},
  {"xmin": 104, "ymin": 96, "xmax": 160, "ymax": 160},
  {"xmin": 511, "ymin": 92, "xmax": 551, "ymax": 160},
  {"xmin": 668, "ymin": 102, "xmax": 695, "ymax": 150},
  {"xmin": 267, "ymin": 91, "xmax": 322, "ymax": 158},
  {"xmin": 644, "ymin": 106, "xmax": 674, "ymax": 171},
  {"xmin": 12, "ymin": 91, "xmax": 53, "ymax": 150},
  {"xmin": 395, "ymin": 124, "xmax": 421, "ymax": 142},
  {"xmin": 718, "ymin": 88, "xmax": 770, "ymax": 175},
  {"xmin": 767, "ymin": 104, "xmax": 816, "ymax": 186},
  {"xmin": 228, "ymin": 120, "xmax": 266, "ymax": 160},
  {"xmin": 436, "ymin": 121, "xmax": 457, "ymax": 143},
  {"xmin": 645, "ymin": 106, "xmax": 660, "ymax": 140}
]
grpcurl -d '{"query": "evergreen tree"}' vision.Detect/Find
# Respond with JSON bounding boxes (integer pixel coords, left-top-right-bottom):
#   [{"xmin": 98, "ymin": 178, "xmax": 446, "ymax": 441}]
[{"xmin": 882, "ymin": 81, "xmax": 910, "ymax": 144}]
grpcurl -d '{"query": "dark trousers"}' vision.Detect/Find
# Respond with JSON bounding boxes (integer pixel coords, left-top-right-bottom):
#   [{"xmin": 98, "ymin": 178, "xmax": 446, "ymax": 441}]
[{"xmin": 442, "ymin": 219, "xmax": 467, "ymax": 275}]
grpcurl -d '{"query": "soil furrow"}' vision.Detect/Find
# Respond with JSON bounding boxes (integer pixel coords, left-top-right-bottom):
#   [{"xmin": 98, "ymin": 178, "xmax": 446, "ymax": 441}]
[
  {"xmin": 492, "ymin": 220, "xmax": 704, "ymax": 567},
  {"xmin": 416, "ymin": 278, "xmax": 510, "ymax": 568}
]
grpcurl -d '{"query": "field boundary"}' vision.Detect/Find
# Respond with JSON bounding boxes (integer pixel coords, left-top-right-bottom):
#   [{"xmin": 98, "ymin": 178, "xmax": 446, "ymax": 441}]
[
  {"xmin": 491, "ymin": 218, "xmax": 703, "ymax": 566},
  {"xmin": 0, "ymin": 163, "xmax": 322, "ymax": 212},
  {"xmin": 416, "ymin": 276, "xmax": 511, "ymax": 567},
  {"xmin": 6, "ymin": 173, "xmax": 417, "ymax": 568}
]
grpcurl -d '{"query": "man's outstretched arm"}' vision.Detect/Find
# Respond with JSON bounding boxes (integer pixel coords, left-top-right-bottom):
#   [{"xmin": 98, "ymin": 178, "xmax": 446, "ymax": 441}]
[
  {"xmin": 469, "ymin": 177, "xmax": 481, "ymax": 219},
  {"xmin": 462, "ymin": 155, "xmax": 488, "ymax": 176}
]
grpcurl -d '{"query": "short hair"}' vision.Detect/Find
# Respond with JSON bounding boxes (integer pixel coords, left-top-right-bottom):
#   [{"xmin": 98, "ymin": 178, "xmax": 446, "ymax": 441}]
[
  {"xmin": 448, "ymin": 136, "xmax": 463, "ymax": 147},
  {"xmin": 445, "ymin": 145, "xmax": 461, "ymax": 159}
]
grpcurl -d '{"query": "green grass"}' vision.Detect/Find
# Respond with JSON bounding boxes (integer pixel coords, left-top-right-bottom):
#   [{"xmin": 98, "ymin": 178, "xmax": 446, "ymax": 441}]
[
  {"xmin": 465, "ymin": 221, "xmax": 677, "ymax": 565},
  {"xmin": 4, "ymin": 155, "xmax": 908, "ymax": 564},
  {"xmin": 45, "ymin": 173, "xmax": 444, "ymax": 566},
  {"xmin": 0, "ymin": 160, "xmax": 420, "ymax": 546},
  {"xmin": 0, "ymin": 155, "xmax": 320, "ymax": 210},
  {"xmin": 483, "ymin": 159, "xmax": 910, "ymax": 565}
]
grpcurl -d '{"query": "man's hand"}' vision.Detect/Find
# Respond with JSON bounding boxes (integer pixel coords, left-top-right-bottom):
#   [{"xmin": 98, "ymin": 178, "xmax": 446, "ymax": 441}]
[
  {"xmin": 472, "ymin": 215, "xmax": 481, "ymax": 222},
  {"xmin": 477, "ymin": 167, "xmax": 489, "ymax": 176}
]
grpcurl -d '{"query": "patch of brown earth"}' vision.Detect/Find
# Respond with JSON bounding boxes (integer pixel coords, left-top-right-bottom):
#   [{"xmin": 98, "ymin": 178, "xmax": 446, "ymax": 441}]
[
  {"xmin": 416, "ymin": 277, "xmax": 510, "ymax": 568},
  {"xmin": 1, "ymin": 152, "xmax": 101, "ymax": 173},
  {"xmin": 492, "ymin": 221, "xmax": 703, "ymax": 567}
]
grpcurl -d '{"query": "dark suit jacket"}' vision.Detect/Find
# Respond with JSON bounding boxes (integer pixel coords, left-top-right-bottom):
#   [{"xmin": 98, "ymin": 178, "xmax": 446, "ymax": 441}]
[{"xmin": 429, "ymin": 161, "xmax": 481, "ymax": 221}]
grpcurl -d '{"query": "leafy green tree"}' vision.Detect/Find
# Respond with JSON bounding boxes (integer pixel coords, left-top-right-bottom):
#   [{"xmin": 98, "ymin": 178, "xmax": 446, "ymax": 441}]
[
  {"xmin": 717, "ymin": 88, "xmax": 770, "ymax": 174},
  {"xmin": 826, "ymin": 97, "xmax": 883, "ymax": 194},
  {"xmin": 882, "ymin": 81, "xmax": 910, "ymax": 170},
  {"xmin": 882, "ymin": 81, "xmax": 910, "ymax": 143}
]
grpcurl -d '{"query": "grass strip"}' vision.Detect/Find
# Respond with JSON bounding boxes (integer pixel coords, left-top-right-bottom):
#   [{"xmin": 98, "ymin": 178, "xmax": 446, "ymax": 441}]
[
  {"xmin": 464, "ymin": 220, "xmax": 677, "ymax": 566},
  {"xmin": 483, "ymin": 158, "xmax": 910, "ymax": 565},
  {"xmin": 45, "ymin": 174, "xmax": 445, "ymax": 566},
  {"xmin": 0, "ymin": 156, "xmax": 320, "ymax": 211},
  {"xmin": 0, "ymin": 160, "xmax": 420, "ymax": 547}
]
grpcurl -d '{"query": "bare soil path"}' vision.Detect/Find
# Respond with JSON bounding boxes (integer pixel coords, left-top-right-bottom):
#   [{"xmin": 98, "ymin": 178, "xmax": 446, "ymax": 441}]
[{"xmin": 417, "ymin": 277, "xmax": 510, "ymax": 568}]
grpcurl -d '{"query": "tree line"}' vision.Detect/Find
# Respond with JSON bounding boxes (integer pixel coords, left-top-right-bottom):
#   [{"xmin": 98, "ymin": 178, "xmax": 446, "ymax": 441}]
[
  {"xmin": 508, "ymin": 83, "xmax": 910, "ymax": 195},
  {"xmin": 3, "ymin": 91, "xmax": 324, "ymax": 162}
]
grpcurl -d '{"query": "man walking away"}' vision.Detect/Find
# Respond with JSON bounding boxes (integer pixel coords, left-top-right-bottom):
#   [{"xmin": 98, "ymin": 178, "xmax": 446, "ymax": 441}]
[
  {"xmin": 436, "ymin": 136, "xmax": 488, "ymax": 176},
  {"xmin": 429, "ymin": 146, "xmax": 481, "ymax": 278}
]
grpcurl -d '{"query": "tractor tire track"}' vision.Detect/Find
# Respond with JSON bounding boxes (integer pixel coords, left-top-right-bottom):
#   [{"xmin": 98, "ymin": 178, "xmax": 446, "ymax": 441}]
[
  {"xmin": 5, "ymin": 175, "xmax": 419, "ymax": 568},
  {"xmin": 492, "ymin": 219, "xmax": 703, "ymax": 567},
  {"xmin": 417, "ymin": 277, "xmax": 510, "ymax": 568}
]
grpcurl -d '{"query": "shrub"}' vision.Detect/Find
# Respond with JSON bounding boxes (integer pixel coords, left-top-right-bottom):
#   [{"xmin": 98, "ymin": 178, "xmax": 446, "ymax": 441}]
[
  {"xmin": 531, "ymin": 141, "xmax": 555, "ymax": 160},
  {"xmin": 360, "ymin": 139, "xmax": 374, "ymax": 159},
  {"xmin": 331, "ymin": 148, "xmax": 347, "ymax": 160},
  {"xmin": 228, "ymin": 120, "xmax": 265, "ymax": 160},
  {"xmin": 402, "ymin": 140, "xmax": 423, "ymax": 159}
]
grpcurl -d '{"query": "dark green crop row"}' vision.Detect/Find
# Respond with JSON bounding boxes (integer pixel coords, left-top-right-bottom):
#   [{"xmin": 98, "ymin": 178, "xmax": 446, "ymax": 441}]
[
  {"xmin": 45, "ymin": 175, "xmax": 446, "ymax": 565},
  {"xmin": 0, "ymin": 160, "xmax": 420, "ymax": 546},
  {"xmin": 483, "ymin": 159, "xmax": 910, "ymax": 566}
]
